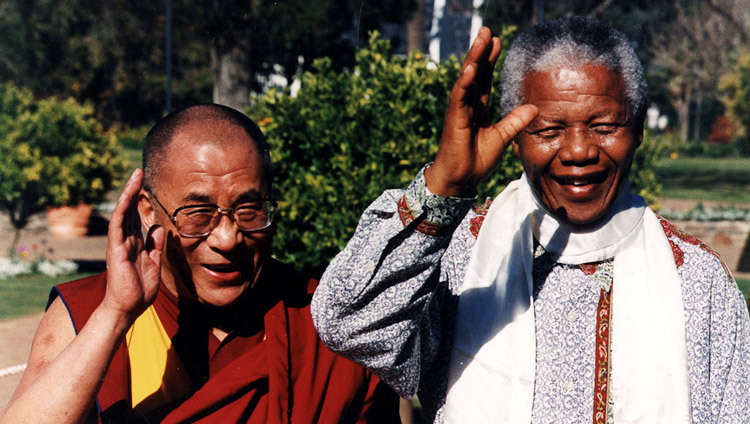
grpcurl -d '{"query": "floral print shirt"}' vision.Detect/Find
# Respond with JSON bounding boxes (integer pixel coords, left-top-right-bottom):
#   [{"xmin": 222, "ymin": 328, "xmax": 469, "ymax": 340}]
[{"xmin": 311, "ymin": 169, "xmax": 750, "ymax": 424}]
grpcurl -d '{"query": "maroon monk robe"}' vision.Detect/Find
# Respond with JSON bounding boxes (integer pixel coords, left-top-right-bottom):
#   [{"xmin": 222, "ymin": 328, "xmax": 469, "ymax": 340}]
[{"xmin": 50, "ymin": 258, "xmax": 400, "ymax": 423}]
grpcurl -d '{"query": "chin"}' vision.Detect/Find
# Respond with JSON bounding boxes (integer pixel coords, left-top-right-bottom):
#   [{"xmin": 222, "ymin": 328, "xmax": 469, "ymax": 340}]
[{"xmin": 194, "ymin": 285, "xmax": 250, "ymax": 307}]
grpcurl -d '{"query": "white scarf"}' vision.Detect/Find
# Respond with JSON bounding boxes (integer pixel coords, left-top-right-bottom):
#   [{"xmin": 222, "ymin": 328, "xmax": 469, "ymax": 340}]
[{"xmin": 445, "ymin": 175, "xmax": 692, "ymax": 423}]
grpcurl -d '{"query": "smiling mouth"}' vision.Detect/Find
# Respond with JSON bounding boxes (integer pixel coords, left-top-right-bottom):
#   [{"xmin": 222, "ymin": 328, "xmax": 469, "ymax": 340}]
[
  {"xmin": 204, "ymin": 263, "xmax": 240, "ymax": 273},
  {"xmin": 553, "ymin": 172, "xmax": 607, "ymax": 186}
]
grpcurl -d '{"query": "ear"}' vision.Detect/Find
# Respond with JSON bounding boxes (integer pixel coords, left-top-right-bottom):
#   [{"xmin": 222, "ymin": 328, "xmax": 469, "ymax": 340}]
[
  {"xmin": 137, "ymin": 190, "xmax": 157, "ymax": 228},
  {"xmin": 634, "ymin": 118, "xmax": 645, "ymax": 148}
]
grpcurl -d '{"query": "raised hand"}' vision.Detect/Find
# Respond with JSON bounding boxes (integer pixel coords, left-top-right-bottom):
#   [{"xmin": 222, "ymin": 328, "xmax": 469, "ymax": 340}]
[
  {"xmin": 425, "ymin": 27, "xmax": 538, "ymax": 197},
  {"xmin": 102, "ymin": 169, "xmax": 164, "ymax": 323}
]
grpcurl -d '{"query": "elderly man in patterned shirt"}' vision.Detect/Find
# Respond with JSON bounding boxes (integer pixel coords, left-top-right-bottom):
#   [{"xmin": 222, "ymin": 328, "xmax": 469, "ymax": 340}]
[{"xmin": 311, "ymin": 17, "xmax": 750, "ymax": 423}]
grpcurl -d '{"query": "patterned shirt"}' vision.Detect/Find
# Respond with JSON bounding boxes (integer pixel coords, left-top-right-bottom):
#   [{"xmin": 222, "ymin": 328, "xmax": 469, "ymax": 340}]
[{"xmin": 311, "ymin": 169, "xmax": 750, "ymax": 423}]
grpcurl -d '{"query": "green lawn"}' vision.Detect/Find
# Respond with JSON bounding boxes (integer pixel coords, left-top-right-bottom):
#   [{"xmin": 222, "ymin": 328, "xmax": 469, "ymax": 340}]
[
  {"xmin": 737, "ymin": 276, "xmax": 750, "ymax": 297},
  {"xmin": 656, "ymin": 157, "xmax": 750, "ymax": 204},
  {"xmin": 0, "ymin": 273, "xmax": 94, "ymax": 320}
]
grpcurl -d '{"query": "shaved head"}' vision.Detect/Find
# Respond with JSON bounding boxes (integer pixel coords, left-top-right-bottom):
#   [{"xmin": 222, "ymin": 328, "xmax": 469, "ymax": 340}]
[{"xmin": 143, "ymin": 104, "xmax": 272, "ymax": 195}]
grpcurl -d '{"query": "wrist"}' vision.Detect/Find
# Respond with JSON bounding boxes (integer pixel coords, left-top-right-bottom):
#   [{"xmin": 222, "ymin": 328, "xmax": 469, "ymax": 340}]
[
  {"xmin": 92, "ymin": 300, "xmax": 138, "ymax": 337},
  {"xmin": 424, "ymin": 164, "xmax": 477, "ymax": 197}
]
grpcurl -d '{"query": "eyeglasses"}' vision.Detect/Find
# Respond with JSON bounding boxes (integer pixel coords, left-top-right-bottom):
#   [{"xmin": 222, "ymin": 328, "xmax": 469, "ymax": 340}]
[{"xmin": 149, "ymin": 192, "xmax": 277, "ymax": 238}]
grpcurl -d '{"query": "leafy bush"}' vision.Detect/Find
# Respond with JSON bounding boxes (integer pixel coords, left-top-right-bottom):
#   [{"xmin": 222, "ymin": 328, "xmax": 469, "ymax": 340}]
[
  {"xmin": 0, "ymin": 84, "xmax": 128, "ymax": 238},
  {"xmin": 719, "ymin": 49, "xmax": 750, "ymax": 155},
  {"xmin": 630, "ymin": 131, "xmax": 665, "ymax": 211},
  {"xmin": 115, "ymin": 124, "xmax": 152, "ymax": 151},
  {"xmin": 251, "ymin": 31, "xmax": 663, "ymax": 272},
  {"xmin": 708, "ymin": 116, "xmax": 735, "ymax": 145}
]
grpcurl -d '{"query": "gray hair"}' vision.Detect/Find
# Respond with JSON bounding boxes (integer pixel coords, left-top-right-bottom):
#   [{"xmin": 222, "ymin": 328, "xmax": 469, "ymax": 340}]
[{"xmin": 500, "ymin": 17, "xmax": 648, "ymax": 123}]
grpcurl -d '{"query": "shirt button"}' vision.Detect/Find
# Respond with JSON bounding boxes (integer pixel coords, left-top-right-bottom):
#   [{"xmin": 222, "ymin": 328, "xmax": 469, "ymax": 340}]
[
  {"xmin": 564, "ymin": 381, "xmax": 574, "ymax": 392},
  {"xmin": 566, "ymin": 310, "xmax": 578, "ymax": 323},
  {"xmin": 365, "ymin": 261, "xmax": 375, "ymax": 272}
]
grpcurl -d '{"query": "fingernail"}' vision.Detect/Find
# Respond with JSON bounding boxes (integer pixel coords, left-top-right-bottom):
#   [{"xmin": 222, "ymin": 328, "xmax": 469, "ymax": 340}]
[{"xmin": 463, "ymin": 64, "xmax": 473, "ymax": 74}]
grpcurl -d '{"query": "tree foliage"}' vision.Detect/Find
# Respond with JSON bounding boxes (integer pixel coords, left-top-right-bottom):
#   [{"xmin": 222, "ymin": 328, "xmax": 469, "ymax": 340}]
[
  {"xmin": 0, "ymin": 84, "xmax": 128, "ymax": 232},
  {"xmin": 719, "ymin": 49, "xmax": 750, "ymax": 155},
  {"xmin": 0, "ymin": 0, "xmax": 417, "ymax": 125}
]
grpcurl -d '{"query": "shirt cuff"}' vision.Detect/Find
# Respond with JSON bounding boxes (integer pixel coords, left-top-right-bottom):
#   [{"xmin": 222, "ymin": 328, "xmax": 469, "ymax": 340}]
[{"xmin": 397, "ymin": 164, "xmax": 475, "ymax": 235}]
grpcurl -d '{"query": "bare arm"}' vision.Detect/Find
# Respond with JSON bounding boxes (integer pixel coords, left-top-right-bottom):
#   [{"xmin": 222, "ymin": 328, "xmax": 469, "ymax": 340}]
[{"xmin": 1, "ymin": 169, "xmax": 164, "ymax": 423}]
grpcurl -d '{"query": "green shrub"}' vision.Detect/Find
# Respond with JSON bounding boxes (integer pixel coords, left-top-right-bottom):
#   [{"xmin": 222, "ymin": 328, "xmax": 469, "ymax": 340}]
[
  {"xmin": 250, "ymin": 30, "xmax": 518, "ymax": 271},
  {"xmin": 115, "ymin": 124, "xmax": 152, "ymax": 151},
  {"xmin": 0, "ymin": 84, "xmax": 128, "ymax": 239},
  {"xmin": 251, "ymin": 31, "xmax": 663, "ymax": 272},
  {"xmin": 630, "ymin": 131, "xmax": 666, "ymax": 211}
]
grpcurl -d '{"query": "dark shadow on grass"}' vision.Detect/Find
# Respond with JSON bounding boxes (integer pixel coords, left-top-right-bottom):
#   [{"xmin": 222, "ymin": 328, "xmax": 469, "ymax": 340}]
[
  {"xmin": 73, "ymin": 260, "xmax": 107, "ymax": 273},
  {"xmin": 87, "ymin": 212, "xmax": 110, "ymax": 236}
]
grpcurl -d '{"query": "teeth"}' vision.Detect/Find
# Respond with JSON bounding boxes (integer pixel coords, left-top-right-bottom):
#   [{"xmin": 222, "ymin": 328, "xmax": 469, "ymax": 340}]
[{"xmin": 206, "ymin": 264, "xmax": 235, "ymax": 272}]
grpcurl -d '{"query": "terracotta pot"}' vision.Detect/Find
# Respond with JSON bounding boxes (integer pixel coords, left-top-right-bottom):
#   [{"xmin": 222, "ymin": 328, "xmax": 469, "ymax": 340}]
[{"xmin": 46, "ymin": 203, "xmax": 93, "ymax": 238}]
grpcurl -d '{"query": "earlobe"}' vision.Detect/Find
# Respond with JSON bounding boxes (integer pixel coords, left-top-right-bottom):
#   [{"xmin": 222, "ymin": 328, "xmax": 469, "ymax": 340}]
[
  {"xmin": 512, "ymin": 139, "xmax": 520, "ymax": 156},
  {"xmin": 137, "ymin": 190, "xmax": 156, "ymax": 228}
]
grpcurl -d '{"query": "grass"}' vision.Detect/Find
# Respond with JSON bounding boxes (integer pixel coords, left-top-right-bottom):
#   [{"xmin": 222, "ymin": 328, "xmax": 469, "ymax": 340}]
[
  {"xmin": 0, "ymin": 273, "xmax": 94, "ymax": 320},
  {"xmin": 656, "ymin": 157, "xmax": 750, "ymax": 204},
  {"xmin": 737, "ymin": 276, "xmax": 750, "ymax": 297}
]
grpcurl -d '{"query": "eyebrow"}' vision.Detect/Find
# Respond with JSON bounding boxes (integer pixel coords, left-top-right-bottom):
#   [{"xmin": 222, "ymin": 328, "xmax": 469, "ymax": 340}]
[{"xmin": 180, "ymin": 189, "xmax": 265, "ymax": 205}]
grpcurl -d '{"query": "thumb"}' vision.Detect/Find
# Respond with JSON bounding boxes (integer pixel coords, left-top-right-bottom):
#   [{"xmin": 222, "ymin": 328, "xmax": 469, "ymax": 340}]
[
  {"xmin": 493, "ymin": 104, "xmax": 539, "ymax": 144},
  {"xmin": 138, "ymin": 225, "xmax": 164, "ymax": 295},
  {"xmin": 145, "ymin": 225, "xmax": 165, "ymax": 270}
]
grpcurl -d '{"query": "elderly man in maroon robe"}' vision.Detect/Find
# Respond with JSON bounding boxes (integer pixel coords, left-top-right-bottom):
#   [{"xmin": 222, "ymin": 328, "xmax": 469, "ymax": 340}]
[{"xmin": 2, "ymin": 104, "xmax": 399, "ymax": 423}]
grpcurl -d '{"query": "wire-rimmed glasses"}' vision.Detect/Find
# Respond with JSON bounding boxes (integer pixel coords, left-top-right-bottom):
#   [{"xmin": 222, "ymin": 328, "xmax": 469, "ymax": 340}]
[{"xmin": 149, "ymin": 193, "xmax": 276, "ymax": 238}]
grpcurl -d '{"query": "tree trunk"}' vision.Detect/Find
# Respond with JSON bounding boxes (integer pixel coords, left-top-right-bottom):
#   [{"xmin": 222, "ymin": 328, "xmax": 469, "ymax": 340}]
[
  {"xmin": 406, "ymin": 0, "xmax": 425, "ymax": 53},
  {"xmin": 211, "ymin": 40, "xmax": 251, "ymax": 112},
  {"xmin": 693, "ymin": 92, "xmax": 702, "ymax": 143},
  {"xmin": 675, "ymin": 84, "xmax": 692, "ymax": 143}
]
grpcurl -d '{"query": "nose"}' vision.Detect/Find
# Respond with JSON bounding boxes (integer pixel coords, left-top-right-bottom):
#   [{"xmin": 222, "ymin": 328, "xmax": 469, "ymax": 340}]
[
  {"xmin": 206, "ymin": 212, "xmax": 243, "ymax": 252},
  {"xmin": 559, "ymin": 127, "xmax": 599, "ymax": 164}
]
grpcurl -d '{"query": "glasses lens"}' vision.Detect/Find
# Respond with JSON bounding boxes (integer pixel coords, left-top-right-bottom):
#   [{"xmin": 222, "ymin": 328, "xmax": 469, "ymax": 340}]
[
  {"xmin": 234, "ymin": 201, "xmax": 275, "ymax": 231},
  {"xmin": 176, "ymin": 206, "xmax": 217, "ymax": 236}
]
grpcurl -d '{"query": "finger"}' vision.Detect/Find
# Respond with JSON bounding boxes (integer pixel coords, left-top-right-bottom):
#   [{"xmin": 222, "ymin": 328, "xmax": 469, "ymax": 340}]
[
  {"xmin": 475, "ymin": 38, "xmax": 502, "ymax": 118},
  {"xmin": 462, "ymin": 27, "xmax": 493, "ymax": 71},
  {"xmin": 493, "ymin": 104, "xmax": 539, "ymax": 145},
  {"xmin": 488, "ymin": 37, "xmax": 502, "ymax": 64},
  {"xmin": 444, "ymin": 63, "xmax": 479, "ymax": 130},
  {"xmin": 140, "ymin": 225, "xmax": 164, "ymax": 303},
  {"xmin": 145, "ymin": 225, "xmax": 164, "ymax": 270},
  {"xmin": 109, "ymin": 169, "xmax": 143, "ymax": 243}
]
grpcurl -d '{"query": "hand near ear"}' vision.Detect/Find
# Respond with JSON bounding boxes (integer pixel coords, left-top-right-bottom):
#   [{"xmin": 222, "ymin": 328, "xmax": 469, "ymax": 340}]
[
  {"xmin": 102, "ymin": 168, "xmax": 165, "ymax": 322},
  {"xmin": 425, "ymin": 26, "xmax": 538, "ymax": 197}
]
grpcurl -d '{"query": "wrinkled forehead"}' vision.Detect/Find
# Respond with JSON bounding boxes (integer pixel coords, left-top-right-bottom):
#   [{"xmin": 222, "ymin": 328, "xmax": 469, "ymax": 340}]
[
  {"xmin": 521, "ymin": 65, "xmax": 627, "ymax": 101},
  {"xmin": 152, "ymin": 120, "xmax": 266, "ymax": 193}
]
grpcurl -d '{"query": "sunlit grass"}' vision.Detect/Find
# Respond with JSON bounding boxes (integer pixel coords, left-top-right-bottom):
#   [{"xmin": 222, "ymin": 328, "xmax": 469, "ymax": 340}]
[
  {"xmin": 656, "ymin": 157, "xmax": 750, "ymax": 204},
  {"xmin": 0, "ymin": 273, "xmax": 94, "ymax": 320}
]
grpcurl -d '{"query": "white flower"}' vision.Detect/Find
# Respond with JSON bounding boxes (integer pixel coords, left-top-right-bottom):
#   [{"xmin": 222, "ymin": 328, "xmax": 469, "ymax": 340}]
[
  {"xmin": 37, "ymin": 259, "xmax": 78, "ymax": 277},
  {"xmin": 0, "ymin": 257, "xmax": 32, "ymax": 279}
]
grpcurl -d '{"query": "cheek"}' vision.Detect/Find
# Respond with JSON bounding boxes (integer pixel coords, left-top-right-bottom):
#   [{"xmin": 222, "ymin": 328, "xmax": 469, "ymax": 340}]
[
  {"xmin": 164, "ymin": 231, "xmax": 200, "ymax": 263},
  {"xmin": 245, "ymin": 231, "xmax": 273, "ymax": 253},
  {"xmin": 517, "ymin": 140, "xmax": 556, "ymax": 175},
  {"xmin": 601, "ymin": 137, "xmax": 638, "ymax": 169}
]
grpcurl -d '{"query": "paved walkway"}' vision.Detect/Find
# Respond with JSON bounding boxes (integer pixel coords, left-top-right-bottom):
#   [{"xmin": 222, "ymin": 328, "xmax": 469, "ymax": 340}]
[
  {"xmin": 0, "ymin": 313, "xmax": 42, "ymax": 408},
  {"xmin": 0, "ymin": 212, "xmax": 106, "ymax": 409}
]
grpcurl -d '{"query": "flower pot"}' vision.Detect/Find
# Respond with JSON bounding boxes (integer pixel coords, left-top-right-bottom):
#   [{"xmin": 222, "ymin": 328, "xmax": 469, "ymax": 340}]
[{"xmin": 46, "ymin": 203, "xmax": 93, "ymax": 238}]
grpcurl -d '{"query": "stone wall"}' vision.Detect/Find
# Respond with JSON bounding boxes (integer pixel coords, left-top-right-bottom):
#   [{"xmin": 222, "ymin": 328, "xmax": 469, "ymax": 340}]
[{"xmin": 672, "ymin": 220, "xmax": 750, "ymax": 275}]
